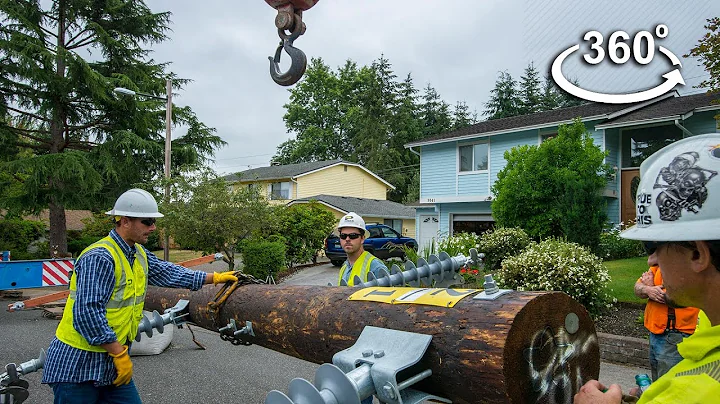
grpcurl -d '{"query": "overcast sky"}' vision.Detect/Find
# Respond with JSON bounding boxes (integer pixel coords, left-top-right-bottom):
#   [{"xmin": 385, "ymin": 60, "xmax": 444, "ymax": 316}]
[{"xmin": 143, "ymin": 0, "xmax": 719, "ymax": 176}]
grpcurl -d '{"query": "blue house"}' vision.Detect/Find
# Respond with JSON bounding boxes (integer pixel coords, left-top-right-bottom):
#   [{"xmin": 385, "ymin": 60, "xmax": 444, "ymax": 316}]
[{"xmin": 405, "ymin": 92, "xmax": 720, "ymax": 249}]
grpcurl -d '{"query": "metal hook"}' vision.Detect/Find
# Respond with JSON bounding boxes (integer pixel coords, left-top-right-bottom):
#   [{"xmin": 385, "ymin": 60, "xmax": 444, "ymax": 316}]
[{"xmin": 268, "ymin": 13, "xmax": 307, "ymax": 86}]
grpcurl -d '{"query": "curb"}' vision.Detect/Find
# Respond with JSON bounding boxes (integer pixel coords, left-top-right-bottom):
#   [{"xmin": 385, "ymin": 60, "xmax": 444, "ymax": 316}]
[{"xmin": 598, "ymin": 332, "xmax": 649, "ymax": 367}]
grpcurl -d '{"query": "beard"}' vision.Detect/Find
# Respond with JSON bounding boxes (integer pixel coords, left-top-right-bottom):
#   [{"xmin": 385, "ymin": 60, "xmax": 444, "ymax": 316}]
[{"xmin": 663, "ymin": 292, "xmax": 687, "ymax": 309}]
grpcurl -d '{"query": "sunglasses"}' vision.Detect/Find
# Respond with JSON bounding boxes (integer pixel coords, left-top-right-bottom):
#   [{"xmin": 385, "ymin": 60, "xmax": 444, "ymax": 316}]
[
  {"xmin": 339, "ymin": 233, "xmax": 362, "ymax": 240},
  {"xmin": 139, "ymin": 218, "xmax": 156, "ymax": 227},
  {"xmin": 643, "ymin": 241, "xmax": 695, "ymax": 255}
]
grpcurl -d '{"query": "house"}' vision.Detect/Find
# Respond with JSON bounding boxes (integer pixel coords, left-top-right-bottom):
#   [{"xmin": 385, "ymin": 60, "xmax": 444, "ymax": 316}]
[
  {"xmin": 225, "ymin": 159, "xmax": 394, "ymax": 203},
  {"xmin": 405, "ymin": 91, "xmax": 720, "ymax": 246},
  {"xmin": 224, "ymin": 159, "xmax": 416, "ymax": 235},
  {"xmin": 289, "ymin": 194, "xmax": 416, "ymax": 237}
]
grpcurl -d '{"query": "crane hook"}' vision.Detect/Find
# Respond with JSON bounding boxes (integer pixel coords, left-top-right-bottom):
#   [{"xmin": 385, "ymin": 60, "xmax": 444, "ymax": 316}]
[{"xmin": 268, "ymin": 13, "xmax": 307, "ymax": 86}]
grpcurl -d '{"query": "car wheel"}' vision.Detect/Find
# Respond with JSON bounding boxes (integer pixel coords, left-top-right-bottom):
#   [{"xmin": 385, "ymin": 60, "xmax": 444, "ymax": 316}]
[{"xmin": 330, "ymin": 260, "xmax": 343, "ymax": 267}]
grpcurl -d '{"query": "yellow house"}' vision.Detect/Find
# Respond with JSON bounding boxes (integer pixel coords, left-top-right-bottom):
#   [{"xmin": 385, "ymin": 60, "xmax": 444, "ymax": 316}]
[
  {"xmin": 288, "ymin": 195, "xmax": 416, "ymax": 239},
  {"xmin": 225, "ymin": 159, "xmax": 393, "ymax": 203},
  {"xmin": 224, "ymin": 159, "xmax": 416, "ymax": 237}
]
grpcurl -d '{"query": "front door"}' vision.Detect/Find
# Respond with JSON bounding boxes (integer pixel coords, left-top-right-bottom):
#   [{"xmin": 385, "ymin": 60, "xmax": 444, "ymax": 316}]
[
  {"xmin": 621, "ymin": 169, "xmax": 640, "ymax": 225},
  {"xmin": 418, "ymin": 215, "xmax": 439, "ymax": 253}
]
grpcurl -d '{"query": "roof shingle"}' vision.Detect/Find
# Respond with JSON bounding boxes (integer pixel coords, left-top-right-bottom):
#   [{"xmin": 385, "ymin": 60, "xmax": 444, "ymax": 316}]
[{"xmin": 291, "ymin": 195, "xmax": 416, "ymax": 219}]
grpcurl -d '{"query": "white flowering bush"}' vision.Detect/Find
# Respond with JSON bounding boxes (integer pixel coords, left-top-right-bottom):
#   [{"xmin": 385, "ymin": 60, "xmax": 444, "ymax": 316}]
[
  {"xmin": 596, "ymin": 223, "xmax": 644, "ymax": 260},
  {"xmin": 496, "ymin": 238, "xmax": 614, "ymax": 317},
  {"xmin": 478, "ymin": 227, "xmax": 531, "ymax": 270},
  {"xmin": 437, "ymin": 232, "xmax": 480, "ymax": 259}
]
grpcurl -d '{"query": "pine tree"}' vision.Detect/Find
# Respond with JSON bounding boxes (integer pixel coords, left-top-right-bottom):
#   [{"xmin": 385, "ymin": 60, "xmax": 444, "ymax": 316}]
[
  {"xmin": 518, "ymin": 63, "xmax": 543, "ymax": 114},
  {"xmin": 483, "ymin": 71, "xmax": 521, "ymax": 119},
  {"xmin": 0, "ymin": 0, "xmax": 224, "ymax": 253}
]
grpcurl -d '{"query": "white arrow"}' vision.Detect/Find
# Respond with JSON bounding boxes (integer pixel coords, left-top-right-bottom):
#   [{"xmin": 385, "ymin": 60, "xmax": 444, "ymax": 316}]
[{"xmin": 551, "ymin": 44, "xmax": 685, "ymax": 104}]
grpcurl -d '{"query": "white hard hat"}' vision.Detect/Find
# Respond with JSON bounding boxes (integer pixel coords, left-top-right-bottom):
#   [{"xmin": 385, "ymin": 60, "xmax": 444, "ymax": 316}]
[
  {"xmin": 337, "ymin": 212, "xmax": 369, "ymax": 237},
  {"xmin": 621, "ymin": 133, "xmax": 720, "ymax": 241},
  {"xmin": 106, "ymin": 188, "xmax": 164, "ymax": 218}
]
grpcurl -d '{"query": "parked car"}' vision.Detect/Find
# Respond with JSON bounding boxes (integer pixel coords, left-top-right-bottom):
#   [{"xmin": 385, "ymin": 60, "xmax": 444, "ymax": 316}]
[{"xmin": 324, "ymin": 224, "xmax": 418, "ymax": 266}]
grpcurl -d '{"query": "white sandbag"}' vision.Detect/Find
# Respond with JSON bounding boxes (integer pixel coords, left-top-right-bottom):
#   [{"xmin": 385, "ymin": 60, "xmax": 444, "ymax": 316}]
[{"xmin": 129, "ymin": 311, "xmax": 174, "ymax": 356}]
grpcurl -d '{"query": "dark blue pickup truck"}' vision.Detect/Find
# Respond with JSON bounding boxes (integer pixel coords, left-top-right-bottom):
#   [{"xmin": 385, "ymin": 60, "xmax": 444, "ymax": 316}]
[{"xmin": 324, "ymin": 224, "xmax": 418, "ymax": 266}]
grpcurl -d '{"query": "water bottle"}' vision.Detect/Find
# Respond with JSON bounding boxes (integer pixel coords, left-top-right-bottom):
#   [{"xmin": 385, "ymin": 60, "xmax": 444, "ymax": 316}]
[{"xmin": 635, "ymin": 374, "xmax": 652, "ymax": 394}]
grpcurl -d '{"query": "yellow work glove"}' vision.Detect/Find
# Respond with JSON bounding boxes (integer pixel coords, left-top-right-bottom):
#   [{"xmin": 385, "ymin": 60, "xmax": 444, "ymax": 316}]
[
  {"xmin": 109, "ymin": 345, "xmax": 132, "ymax": 386},
  {"xmin": 213, "ymin": 271, "xmax": 238, "ymax": 285}
]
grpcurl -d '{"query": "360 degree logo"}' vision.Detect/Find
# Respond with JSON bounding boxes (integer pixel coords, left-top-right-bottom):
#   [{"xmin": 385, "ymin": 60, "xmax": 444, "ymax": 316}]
[{"xmin": 551, "ymin": 25, "xmax": 684, "ymax": 104}]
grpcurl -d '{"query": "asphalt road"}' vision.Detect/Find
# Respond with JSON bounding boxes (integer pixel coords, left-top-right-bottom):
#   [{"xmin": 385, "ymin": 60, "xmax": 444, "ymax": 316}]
[{"xmin": 1, "ymin": 262, "xmax": 647, "ymax": 403}]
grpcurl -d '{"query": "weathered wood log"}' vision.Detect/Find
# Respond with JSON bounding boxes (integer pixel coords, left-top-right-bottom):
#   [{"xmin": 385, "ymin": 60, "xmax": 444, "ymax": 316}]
[{"xmin": 145, "ymin": 285, "xmax": 599, "ymax": 404}]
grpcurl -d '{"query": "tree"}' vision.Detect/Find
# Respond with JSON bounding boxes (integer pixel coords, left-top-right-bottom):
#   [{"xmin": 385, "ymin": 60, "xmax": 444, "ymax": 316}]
[
  {"xmin": 483, "ymin": 71, "xmax": 521, "ymax": 120},
  {"xmin": 491, "ymin": 119, "xmax": 609, "ymax": 248},
  {"xmin": 420, "ymin": 84, "xmax": 452, "ymax": 137},
  {"xmin": 518, "ymin": 63, "xmax": 543, "ymax": 115},
  {"xmin": 0, "ymin": 1, "xmax": 224, "ymax": 254},
  {"xmin": 162, "ymin": 171, "xmax": 272, "ymax": 270},
  {"xmin": 274, "ymin": 202, "xmax": 336, "ymax": 267},
  {"xmin": 686, "ymin": 17, "xmax": 720, "ymax": 121}
]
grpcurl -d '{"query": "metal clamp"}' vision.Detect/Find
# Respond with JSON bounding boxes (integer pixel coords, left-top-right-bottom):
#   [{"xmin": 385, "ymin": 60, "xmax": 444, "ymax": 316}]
[
  {"xmin": 218, "ymin": 319, "xmax": 255, "ymax": 346},
  {"xmin": 266, "ymin": 326, "xmax": 450, "ymax": 404},
  {"xmin": 473, "ymin": 274, "xmax": 513, "ymax": 300}
]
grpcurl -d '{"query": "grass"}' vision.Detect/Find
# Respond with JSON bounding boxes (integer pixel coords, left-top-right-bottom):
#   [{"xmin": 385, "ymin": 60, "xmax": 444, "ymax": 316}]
[
  {"xmin": 605, "ymin": 256, "xmax": 648, "ymax": 304},
  {"xmin": 150, "ymin": 249, "xmax": 205, "ymax": 264}
]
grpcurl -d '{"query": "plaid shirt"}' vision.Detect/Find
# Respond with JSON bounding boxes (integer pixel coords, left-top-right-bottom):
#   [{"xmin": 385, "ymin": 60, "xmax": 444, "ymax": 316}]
[{"xmin": 42, "ymin": 230, "xmax": 206, "ymax": 386}]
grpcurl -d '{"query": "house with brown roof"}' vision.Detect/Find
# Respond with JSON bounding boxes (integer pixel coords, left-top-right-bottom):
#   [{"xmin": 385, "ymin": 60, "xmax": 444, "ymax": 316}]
[{"xmin": 404, "ymin": 91, "xmax": 720, "ymax": 249}]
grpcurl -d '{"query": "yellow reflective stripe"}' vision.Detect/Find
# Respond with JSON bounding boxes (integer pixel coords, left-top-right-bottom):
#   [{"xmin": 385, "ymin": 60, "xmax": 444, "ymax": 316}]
[
  {"xmin": 107, "ymin": 296, "xmax": 137, "ymax": 309},
  {"xmin": 135, "ymin": 250, "xmax": 149, "ymax": 276}
]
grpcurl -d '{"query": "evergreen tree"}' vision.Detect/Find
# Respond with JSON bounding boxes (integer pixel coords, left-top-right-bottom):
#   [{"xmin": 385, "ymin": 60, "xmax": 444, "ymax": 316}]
[
  {"xmin": 483, "ymin": 71, "xmax": 521, "ymax": 119},
  {"xmin": 420, "ymin": 84, "xmax": 452, "ymax": 137},
  {"xmin": 518, "ymin": 63, "xmax": 543, "ymax": 114},
  {"xmin": 452, "ymin": 101, "xmax": 476, "ymax": 129},
  {"xmin": 0, "ymin": 0, "xmax": 223, "ymax": 253}
]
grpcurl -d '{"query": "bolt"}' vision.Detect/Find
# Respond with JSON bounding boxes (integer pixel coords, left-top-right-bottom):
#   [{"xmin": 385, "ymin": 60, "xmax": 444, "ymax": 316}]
[
  {"xmin": 374, "ymin": 350, "xmax": 385, "ymax": 358},
  {"xmin": 383, "ymin": 384, "xmax": 396, "ymax": 399},
  {"xmin": 362, "ymin": 350, "xmax": 373, "ymax": 357}
]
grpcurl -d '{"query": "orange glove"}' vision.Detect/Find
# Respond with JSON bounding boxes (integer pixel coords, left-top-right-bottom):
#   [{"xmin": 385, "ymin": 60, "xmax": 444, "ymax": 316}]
[
  {"xmin": 213, "ymin": 271, "xmax": 238, "ymax": 284},
  {"xmin": 109, "ymin": 345, "xmax": 133, "ymax": 386}
]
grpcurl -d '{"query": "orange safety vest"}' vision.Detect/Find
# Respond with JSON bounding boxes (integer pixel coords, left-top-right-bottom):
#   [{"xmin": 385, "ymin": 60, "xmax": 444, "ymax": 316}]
[{"xmin": 637, "ymin": 266, "xmax": 699, "ymax": 335}]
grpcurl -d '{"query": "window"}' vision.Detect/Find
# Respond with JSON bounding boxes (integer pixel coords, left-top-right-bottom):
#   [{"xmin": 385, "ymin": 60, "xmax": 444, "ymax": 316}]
[
  {"xmin": 270, "ymin": 182, "xmax": 290, "ymax": 200},
  {"xmin": 541, "ymin": 133, "xmax": 557, "ymax": 143},
  {"xmin": 459, "ymin": 142, "xmax": 488, "ymax": 172},
  {"xmin": 621, "ymin": 126, "xmax": 683, "ymax": 168},
  {"xmin": 384, "ymin": 219, "xmax": 402, "ymax": 234}
]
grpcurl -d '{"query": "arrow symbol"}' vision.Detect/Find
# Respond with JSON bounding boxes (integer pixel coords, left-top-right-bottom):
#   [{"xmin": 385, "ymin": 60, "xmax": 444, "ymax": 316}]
[{"xmin": 551, "ymin": 44, "xmax": 685, "ymax": 104}]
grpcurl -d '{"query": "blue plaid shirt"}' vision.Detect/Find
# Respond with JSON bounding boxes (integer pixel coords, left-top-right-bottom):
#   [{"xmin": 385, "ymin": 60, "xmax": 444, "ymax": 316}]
[{"xmin": 42, "ymin": 230, "xmax": 206, "ymax": 386}]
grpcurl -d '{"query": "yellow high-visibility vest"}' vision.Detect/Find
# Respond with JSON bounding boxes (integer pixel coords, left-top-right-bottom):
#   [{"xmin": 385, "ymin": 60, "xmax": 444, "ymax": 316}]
[
  {"xmin": 56, "ymin": 236, "xmax": 148, "ymax": 351},
  {"xmin": 338, "ymin": 251, "xmax": 376, "ymax": 286}
]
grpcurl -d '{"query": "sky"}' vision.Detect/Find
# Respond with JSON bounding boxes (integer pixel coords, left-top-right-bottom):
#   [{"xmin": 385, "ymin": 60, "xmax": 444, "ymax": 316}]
[{"xmin": 143, "ymin": 0, "xmax": 720, "ymax": 176}]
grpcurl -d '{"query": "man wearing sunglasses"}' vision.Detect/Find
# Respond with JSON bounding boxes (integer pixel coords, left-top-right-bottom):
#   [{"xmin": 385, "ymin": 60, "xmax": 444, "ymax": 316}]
[
  {"xmin": 42, "ymin": 188, "xmax": 238, "ymax": 404},
  {"xmin": 336, "ymin": 212, "xmax": 388, "ymax": 286},
  {"xmin": 574, "ymin": 134, "xmax": 720, "ymax": 404}
]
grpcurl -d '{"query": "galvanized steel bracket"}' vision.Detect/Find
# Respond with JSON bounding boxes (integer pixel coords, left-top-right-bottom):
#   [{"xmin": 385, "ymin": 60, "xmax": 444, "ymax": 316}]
[{"xmin": 333, "ymin": 326, "xmax": 450, "ymax": 404}]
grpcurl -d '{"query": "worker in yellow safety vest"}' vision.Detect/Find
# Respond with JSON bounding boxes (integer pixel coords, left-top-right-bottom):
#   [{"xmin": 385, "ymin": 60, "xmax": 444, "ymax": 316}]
[
  {"xmin": 42, "ymin": 188, "xmax": 238, "ymax": 404},
  {"xmin": 574, "ymin": 134, "xmax": 720, "ymax": 404},
  {"xmin": 336, "ymin": 212, "xmax": 388, "ymax": 286}
]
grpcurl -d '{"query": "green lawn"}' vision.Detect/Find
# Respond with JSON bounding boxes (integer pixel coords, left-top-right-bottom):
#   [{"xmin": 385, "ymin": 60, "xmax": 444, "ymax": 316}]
[
  {"xmin": 605, "ymin": 256, "xmax": 649, "ymax": 304},
  {"xmin": 150, "ymin": 249, "xmax": 204, "ymax": 263}
]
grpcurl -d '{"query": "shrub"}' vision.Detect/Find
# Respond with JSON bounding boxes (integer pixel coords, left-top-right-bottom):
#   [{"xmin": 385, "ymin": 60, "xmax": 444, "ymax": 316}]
[
  {"xmin": 274, "ymin": 202, "xmax": 336, "ymax": 267},
  {"xmin": 436, "ymin": 232, "xmax": 479, "ymax": 259},
  {"xmin": 496, "ymin": 238, "xmax": 614, "ymax": 317},
  {"xmin": 491, "ymin": 119, "xmax": 609, "ymax": 248},
  {"xmin": 478, "ymin": 227, "xmax": 531, "ymax": 270},
  {"xmin": 239, "ymin": 237, "xmax": 286, "ymax": 280},
  {"xmin": 596, "ymin": 227, "xmax": 644, "ymax": 260},
  {"xmin": 0, "ymin": 219, "xmax": 46, "ymax": 260}
]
